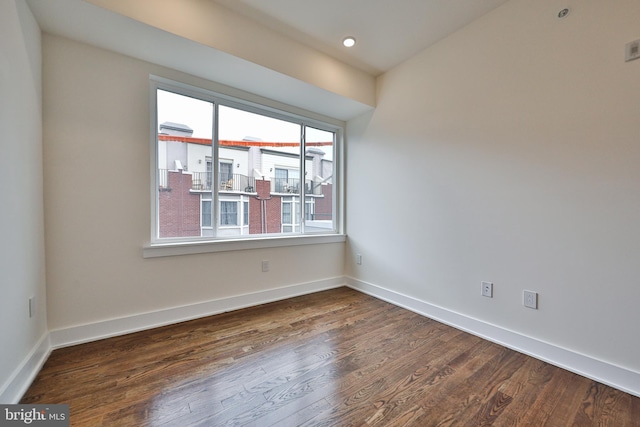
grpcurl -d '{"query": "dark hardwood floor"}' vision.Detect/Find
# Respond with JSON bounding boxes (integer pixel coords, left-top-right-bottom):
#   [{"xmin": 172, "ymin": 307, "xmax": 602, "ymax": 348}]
[{"xmin": 21, "ymin": 288, "xmax": 640, "ymax": 426}]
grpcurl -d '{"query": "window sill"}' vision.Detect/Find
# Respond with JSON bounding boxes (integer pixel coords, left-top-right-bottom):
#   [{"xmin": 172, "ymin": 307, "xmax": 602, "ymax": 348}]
[{"xmin": 143, "ymin": 234, "xmax": 346, "ymax": 258}]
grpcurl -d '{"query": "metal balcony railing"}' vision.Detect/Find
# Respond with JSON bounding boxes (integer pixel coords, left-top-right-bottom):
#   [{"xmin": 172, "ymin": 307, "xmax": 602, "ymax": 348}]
[
  {"xmin": 218, "ymin": 173, "xmax": 257, "ymax": 193},
  {"xmin": 305, "ymin": 179, "xmax": 324, "ymax": 196},
  {"xmin": 272, "ymin": 178, "xmax": 326, "ymax": 195},
  {"xmin": 158, "ymin": 170, "xmax": 256, "ymax": 193},
  {"xmin": 190, "ymin": 172, "xmax": 256, "ymax": 193},
  {"xmin": 159, "ymin": 169, "xmax": 324, "ymax": 196},
  {"xmin": 273, "ymin": 178, "xmax": 300, "ymax": 194},
  {"xmin": 189, "ymin": 171, "xmax": 211, "ymax": 191}
]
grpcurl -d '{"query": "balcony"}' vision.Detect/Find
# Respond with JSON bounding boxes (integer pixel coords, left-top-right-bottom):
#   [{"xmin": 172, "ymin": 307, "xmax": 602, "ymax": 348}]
[
  {"xmin": 273, "ymin": 178, "xmax": 300, "ymax": 194},
  {"xmin": 191, "ymin": 172, "xmax": 256, "ymax": 193},
  {"xmin": 157, "ymin": 170, "xmax": 256, "ymax": 193},
  {"xmin": 272, "ymin": 178, "xmax": 324, "ymax": 195},
  {"xmin": 159, "ymin": 169, "xmax": 324, "ymax": 195},
  {"xmin": 306, "ymin": 179, "xmax": 325, "ymax": 196}
]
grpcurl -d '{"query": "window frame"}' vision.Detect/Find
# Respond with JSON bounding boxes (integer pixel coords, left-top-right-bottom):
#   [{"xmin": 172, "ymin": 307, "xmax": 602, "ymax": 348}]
[{"xmin": 146, "ymin": 76, "xmax": 344, "ymax": 258}]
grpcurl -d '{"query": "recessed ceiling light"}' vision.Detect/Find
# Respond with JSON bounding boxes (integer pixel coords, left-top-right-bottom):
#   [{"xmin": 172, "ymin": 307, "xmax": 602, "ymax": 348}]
[{"xmin": 342, "ymin": 36, "xmax": 356, "ymax": 48}]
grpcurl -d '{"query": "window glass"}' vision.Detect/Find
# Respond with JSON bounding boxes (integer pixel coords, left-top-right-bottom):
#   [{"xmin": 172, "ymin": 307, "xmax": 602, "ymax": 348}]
[
  {"xmin": 220, "ymin": 201, "xmax": 238, "ymax": 226},
  {"xmin": 218, "ymin": 105, "xmax": 301, "ymax": 235},
  {"xmin": 201, "ymin": 200, "xmax": 212, "ymax": 228},
  {"xmin": 304, "ymin": 126, "xmax": 335, "ymax": 233},
  {"xmin": 156, "ymin": 89, "xmax": 212, "ymax": 239},
  {"xmin": 153, "ymin": 82, "xmax": 339, "ymax": 243}
]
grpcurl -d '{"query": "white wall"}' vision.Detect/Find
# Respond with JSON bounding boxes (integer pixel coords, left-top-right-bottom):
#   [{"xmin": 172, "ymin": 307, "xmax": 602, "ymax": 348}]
[
  {"xmin": 81, "ymin": 0, "xmax": 375, "ymax": 108},
  {"xmin": 0, "ymin": 0, "xmax": 47, "ymax": 402},
  {"xmin": 346, "ymin": 0, "xmax": 640, "ymax": 373},
  {"xmin": 218, "ymin": 147, "xmax": 249, "ymax": 177},
  {"xmin": 42, "ymin": 34, "xmax": 344, "ymax": 332}
]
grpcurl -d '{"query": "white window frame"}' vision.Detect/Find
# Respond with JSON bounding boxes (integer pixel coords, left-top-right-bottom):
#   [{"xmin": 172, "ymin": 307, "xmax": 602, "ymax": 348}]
[{"xmin": 145, "ymin": 76, "xmax": 344, "ymax": 258}]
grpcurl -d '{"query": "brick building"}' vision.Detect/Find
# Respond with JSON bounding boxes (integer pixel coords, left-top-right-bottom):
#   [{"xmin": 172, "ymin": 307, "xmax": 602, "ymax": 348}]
[{"xmin": 157, "ymin": 123, "xmax": 333, "ymax": 238}]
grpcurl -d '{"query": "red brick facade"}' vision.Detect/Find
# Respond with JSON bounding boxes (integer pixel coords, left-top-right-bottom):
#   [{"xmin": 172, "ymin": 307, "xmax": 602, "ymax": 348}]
[
  {"xmin": 314, "ymin": 183, "xmax": 333, "ymax": 221},
  {"xmin": 249, "ymin": 179, "xmax": 282, "ymax": 234},
  {"xmin": 158, "ymin": 174, "xmax": 332, "ymax": 237},
  {"xmin": 159, "ymin": 171, "xmax": 201, "ymax": 238}
]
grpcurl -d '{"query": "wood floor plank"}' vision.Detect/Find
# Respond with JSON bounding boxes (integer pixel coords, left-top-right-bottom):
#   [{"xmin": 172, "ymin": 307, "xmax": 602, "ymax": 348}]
[
  {"xmin": 20, "ymin": 288, "xmax": 640, "ymax": 426},
  {"xmin": 374, "ymin": 345, "xmax": 521, "ymax": 426},
  {"xmin": 384, "ymin": 340, "xmax": 506, "ymax": 425},
  {"xmin": 492, "ymin": 359, "xmax": 562, "ymax": 426}
]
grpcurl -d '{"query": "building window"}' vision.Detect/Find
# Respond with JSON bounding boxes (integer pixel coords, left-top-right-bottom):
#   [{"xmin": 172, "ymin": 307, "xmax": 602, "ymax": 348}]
[
  {"xmin": 274, "ymin": 168, "xmax": 288, "ymax": 193},
  {"xmin": 220, "ymin": 160, "xmax": 233, "ymax": 191},
  {"xmin": 205, "ymin": 157, "xmax": 212, "ymax": 190},
  {"xmin": 220, "ymin": 201, "xmax": 238, "ymax": 226},
  {"xmin": 282, "ymin": 197, "xmax": 301, "ymax": 233},
  {"xmin": 305, "ymin": 198, "xmax": 315, "ymax": 220},
  {"xmin": 274, "ymin": 168, "xmax": 300, "ymax": 193},
  {"xmin": 151, "ymin": 78, "xmax": 340, "ymax": 244},
  {"xmin": 201, "ymin": 199, "xmax": 212, "ymax": 228},
  {"xmin": 282, "ymin": 199, "xmax": 292, "ymax": 228}
]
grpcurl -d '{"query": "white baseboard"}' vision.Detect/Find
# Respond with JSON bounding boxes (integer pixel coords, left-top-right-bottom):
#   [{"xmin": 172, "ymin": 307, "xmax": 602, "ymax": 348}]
[
  {"xmin": 50, "ymin": 277, "xmax": 345, "ymax": 349},
  {"xmin": 345, "ymin": 276, "xmax": 640, "ymax": 398},
  {"xmin": 5, "ymin": 277, "xmax": 343, "ymax": 403},
  {"xmin": 0, "ymin": 333, "xmax": 51, "ymax": 404},
  {"xmin": 9, "ymin": 277, "xmax": 639, "ymax": 403}
]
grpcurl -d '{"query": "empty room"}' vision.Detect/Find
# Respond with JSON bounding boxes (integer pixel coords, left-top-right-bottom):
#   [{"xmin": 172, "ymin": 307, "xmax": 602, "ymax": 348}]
[{"xmin": 2, "ymin": 0, "xmax": 639, "ymax": 425}]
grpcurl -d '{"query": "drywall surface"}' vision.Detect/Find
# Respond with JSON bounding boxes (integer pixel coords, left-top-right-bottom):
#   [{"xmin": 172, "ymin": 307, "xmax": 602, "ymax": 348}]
[
  {"xmin": 0, "ymin": 0, "xmax": 47, "ymax": 400},
  {"xmin": 81, "ymin": 0, "xmax": 375, "ymax": 108},
  {"xmin": 26, "ymin": 0, "xmax": 374, "ymax": 122},
  {"xmin": 42, "ymin": 34, "xmax": 344, "ymax": 331},
  {"xmin": 346, "ymin": 0, "xmax": 640, "ymax": 372}
]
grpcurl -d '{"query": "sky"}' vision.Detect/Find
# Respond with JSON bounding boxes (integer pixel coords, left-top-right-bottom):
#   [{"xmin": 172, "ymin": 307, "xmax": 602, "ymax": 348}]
[{"xmin": 157, "ymin": 90, "xmax": 334, "ymax": 160}]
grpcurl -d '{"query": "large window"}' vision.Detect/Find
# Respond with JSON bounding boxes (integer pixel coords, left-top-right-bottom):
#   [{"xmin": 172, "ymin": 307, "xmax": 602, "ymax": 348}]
[{"xmin": 151, "ymin": 79, "xmax": 340, "ymax": 245}]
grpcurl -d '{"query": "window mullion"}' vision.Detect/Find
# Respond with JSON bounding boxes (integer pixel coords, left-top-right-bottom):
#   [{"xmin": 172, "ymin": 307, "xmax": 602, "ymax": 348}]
[
  {"xmin": 333, "ymin": 129, "xmax": 339, "ymax": 234},
  {"xmin": 213, "ymin": 103, "xmax": 220, "ymax": 238},
  {"xmin": 299, "ymin": 124, "xmax": 306, "ymax": 234}
]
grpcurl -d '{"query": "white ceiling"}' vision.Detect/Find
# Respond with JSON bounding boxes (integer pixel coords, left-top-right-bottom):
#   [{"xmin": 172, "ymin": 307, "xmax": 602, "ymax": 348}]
[
  {"xmin": 212, "ymin": 0, "xmax": 510, "ymax": 75},
  {"xmin": 27, "ymin": 0, "xmax": 375, "ymax": 121},
  {"xmin": 26, "ymin": 0, "xmax": 511, "ymax": 121}
]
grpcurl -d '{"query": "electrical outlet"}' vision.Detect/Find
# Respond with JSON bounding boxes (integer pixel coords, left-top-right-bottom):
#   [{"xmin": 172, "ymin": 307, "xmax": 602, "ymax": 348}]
[
  {"xmin": 481, "ymin": 281, "xmax": 493, "ymax": 298},
  {"xmin": 356, "ymin": 254, "xmax": 362, "ymax": 265},
  {"xmin": 261, "ymin": 260, "xmax": 269, "ymax": 272},
  {"xmin": 524, "ymin": 291, "xmax": 538, "ymax": 309}
]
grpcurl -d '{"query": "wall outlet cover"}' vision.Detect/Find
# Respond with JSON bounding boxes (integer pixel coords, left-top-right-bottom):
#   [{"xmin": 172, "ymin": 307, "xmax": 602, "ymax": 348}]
[
  {"xmin": 481, "ymin": 281, "xmax": 493, "ymax": 298},
  {"xmin": 524, "ymin": 290, "xmax": 538, "ymax": 309}
]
